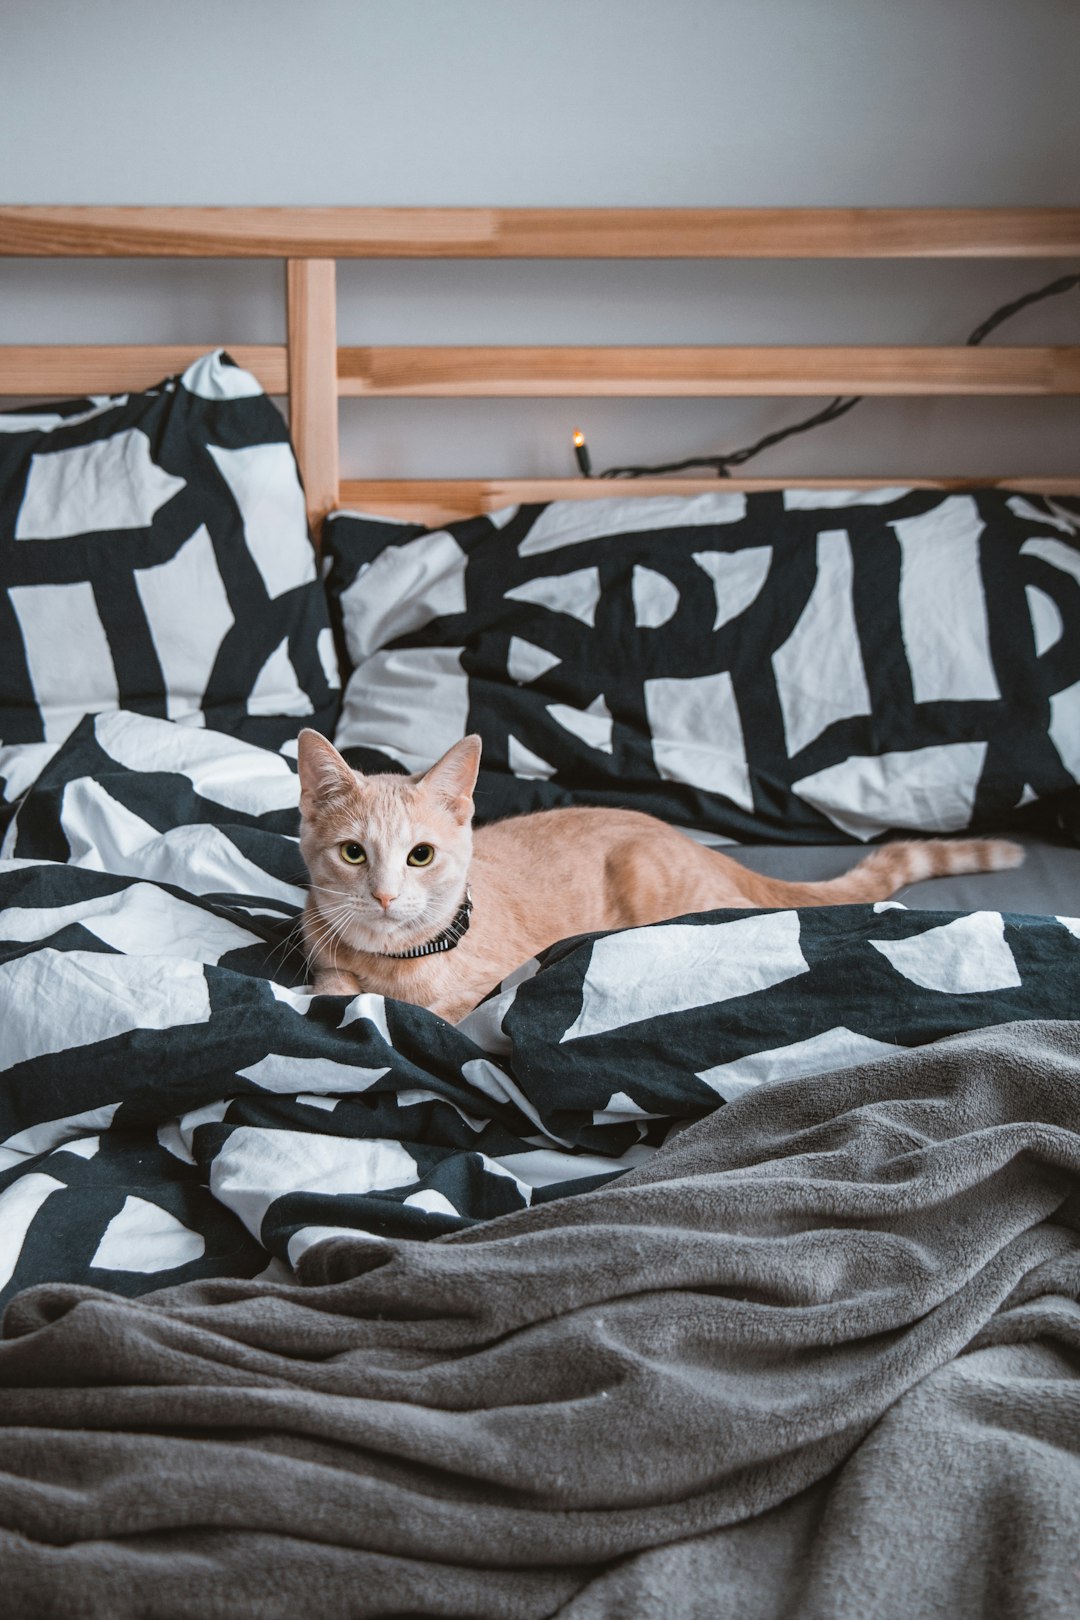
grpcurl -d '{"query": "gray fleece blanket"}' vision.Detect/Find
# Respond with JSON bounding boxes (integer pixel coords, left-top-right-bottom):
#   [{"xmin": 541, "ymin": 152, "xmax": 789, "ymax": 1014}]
[{"xmin": 1, "ymin": 1018, "xmax": 1079, "ymax": 1619}]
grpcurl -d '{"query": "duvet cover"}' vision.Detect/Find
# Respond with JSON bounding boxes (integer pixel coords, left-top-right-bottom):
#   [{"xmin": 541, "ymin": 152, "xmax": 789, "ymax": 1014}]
[{"xmin": 2, "ymin": 710, "xmax": 1079, "ymax": 1310}]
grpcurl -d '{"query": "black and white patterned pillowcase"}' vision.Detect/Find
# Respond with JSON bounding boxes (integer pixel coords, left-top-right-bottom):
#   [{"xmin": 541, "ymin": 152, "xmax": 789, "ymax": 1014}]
[
  {"xmin": 0, "ymin": 351, "xmax": 341, "ymax": 808},
  {"xmin": 322, "ymin": 489, "xmax": 1080, "ymax": 843}
]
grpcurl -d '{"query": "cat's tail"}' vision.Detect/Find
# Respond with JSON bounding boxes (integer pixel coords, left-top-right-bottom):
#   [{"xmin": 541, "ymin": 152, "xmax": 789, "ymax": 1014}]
[{"xmin": 731, "ymin": 837, "xmax": 1025, "ymax": 909}]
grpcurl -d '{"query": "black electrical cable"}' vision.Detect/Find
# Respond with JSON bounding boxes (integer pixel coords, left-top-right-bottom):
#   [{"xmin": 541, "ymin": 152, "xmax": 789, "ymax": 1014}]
[
  {"xmin": 575, "ymin": 270, "xmax": 1080, "ymax": 480},
  {"xmin": 965, "ymin": 270, "xmax": 1080, "ymax": 346}
]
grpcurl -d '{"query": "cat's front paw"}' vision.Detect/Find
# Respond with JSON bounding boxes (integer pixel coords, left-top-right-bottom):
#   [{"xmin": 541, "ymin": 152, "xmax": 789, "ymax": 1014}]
[{"xmin": 312, "ymin": 968, "xmax": 364, "ymax": 996}]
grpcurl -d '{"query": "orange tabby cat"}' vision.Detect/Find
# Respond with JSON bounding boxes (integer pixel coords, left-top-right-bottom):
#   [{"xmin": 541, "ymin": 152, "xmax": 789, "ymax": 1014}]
[{"xmin": 297, "ymin": 730, "xmax": 1024, "ymax": 1024}]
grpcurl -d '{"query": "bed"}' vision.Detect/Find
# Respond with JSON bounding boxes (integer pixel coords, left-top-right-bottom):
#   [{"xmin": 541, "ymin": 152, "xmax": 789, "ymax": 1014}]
[{"xmin": 1, "ymin": 206, "xmax": 1079, "ymax": 1618}]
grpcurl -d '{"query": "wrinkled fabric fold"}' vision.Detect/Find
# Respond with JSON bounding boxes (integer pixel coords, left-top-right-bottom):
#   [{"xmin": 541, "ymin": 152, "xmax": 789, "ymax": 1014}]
[{"xmin": 1, "ymin": 1019, "xmax": 1079, "ymax": 1618}]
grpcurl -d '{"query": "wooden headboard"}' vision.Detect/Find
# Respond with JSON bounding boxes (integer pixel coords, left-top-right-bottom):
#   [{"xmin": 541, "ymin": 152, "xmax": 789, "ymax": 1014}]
[{"xmin": 2, "ymin": 205, "xmax": 1080, "ymax": 529}]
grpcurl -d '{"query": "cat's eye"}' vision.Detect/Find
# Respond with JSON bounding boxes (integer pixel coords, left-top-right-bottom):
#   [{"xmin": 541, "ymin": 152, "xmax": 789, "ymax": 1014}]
[
  {"xmin": 407, "ymin": 843, "xmax": 435, "ymax": 867},
  {"xmin": 339, "ymin": 841, "xmax": 367, "ymax": 865}
]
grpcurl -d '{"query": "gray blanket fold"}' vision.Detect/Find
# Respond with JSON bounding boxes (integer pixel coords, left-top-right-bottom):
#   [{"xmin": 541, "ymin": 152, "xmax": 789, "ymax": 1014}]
[{"xmin": 1, "ymin": 1020, "xmax": 1079, "ymax": 1618}]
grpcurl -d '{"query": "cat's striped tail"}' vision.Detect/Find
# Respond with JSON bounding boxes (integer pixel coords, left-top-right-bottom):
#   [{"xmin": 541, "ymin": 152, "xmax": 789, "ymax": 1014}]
[{"xmin": 736, "ymin": 837, "xmax": 1025, "ymax": 909}]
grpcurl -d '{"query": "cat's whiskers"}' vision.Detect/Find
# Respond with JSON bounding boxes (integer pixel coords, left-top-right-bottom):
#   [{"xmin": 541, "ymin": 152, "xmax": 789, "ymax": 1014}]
[
  {"xmin": 263, "ymin": 915, "xmax": 310, "ymax": 974},
  {"xmin": 317, "ymin": 882, "xmax": 429, "ymax": 928},
  {"xmin": 303, "ymin": 905, "xmax": 358, "ymax": 967},
  {"xmin": 309, "ymin": 904, "xmax": 357, "ymax": 942},
  {"xmin": 311, "ymin": 895, "xmax": 411, "ymax": 957},
  {"xmin": 318, "ymin": 900, "xmax": 372, "ymax": 931},
  {"xmin": 317, "ymin": 886, "xmax": 388, "ymax": 919}
]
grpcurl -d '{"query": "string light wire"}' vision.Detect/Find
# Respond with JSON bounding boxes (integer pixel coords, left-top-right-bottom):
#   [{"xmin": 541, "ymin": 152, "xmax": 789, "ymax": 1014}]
[{"xmin": 571, "ymin": 270, "xmax": 1080, "ymax": 480}]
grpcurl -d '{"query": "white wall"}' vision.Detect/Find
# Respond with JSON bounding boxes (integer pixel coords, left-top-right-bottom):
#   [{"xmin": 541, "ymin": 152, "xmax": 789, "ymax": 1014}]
[{"xmin": 2, "ymin": 0, "xmax": 1079, "ymax": 480}]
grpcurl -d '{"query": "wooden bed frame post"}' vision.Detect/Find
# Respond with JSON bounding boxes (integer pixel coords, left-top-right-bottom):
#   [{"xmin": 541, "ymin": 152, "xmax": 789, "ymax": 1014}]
[
  {"xmin": 3, "ymin": 209, "xmax": 1080, "ymax": 520},
  {"xmin": 286, "ymin": 258, "xmax": 339, "ymax": 534}
]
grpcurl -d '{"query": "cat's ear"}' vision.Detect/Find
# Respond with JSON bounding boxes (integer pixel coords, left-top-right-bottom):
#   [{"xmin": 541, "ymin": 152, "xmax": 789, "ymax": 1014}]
[
  {"xmin": 419, "ymin": 734, "xmax": 481, "ymax": 824},
  {"xmin": 297, "ymin": 729, "xmax": 356, "ymax": 809}
]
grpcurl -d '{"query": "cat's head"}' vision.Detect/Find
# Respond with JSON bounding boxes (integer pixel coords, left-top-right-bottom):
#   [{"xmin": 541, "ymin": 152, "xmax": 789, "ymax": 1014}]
[{"xmin": 296, "ymin": 731, "xmax": 481, "ymax": 956}]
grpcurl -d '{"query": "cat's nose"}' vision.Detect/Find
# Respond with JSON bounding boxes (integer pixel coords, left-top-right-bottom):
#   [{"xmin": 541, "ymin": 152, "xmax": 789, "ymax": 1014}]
[{"xmin": 373, "ymin": 891, "xmax": 397, "ymax": 910}]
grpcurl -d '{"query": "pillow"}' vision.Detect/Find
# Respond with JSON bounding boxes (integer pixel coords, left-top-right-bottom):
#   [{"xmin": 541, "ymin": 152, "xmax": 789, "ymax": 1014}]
[
  {"xmin": 322, "ymin": 489, "xmax": 1080, "ymax": 843},
  {"xmin": 0, "ymin": 351, "xmax": 341, "ymax": 767}
]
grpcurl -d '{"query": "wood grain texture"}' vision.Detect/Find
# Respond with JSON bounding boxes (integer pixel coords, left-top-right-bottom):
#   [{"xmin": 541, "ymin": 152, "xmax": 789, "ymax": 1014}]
[
  {"xmin": 7, "ymin": 345, "xmax": 1076, "ymax": 404},
  {"xmin": 5, "ymin": 208, "xmax": 1079, "ymax": 507},
  {"xmin": 335, "ymin": 346, "xmax": 1080, "ymax": 397},
  {"xmin": 2, "ymin": 207, "xmax": 1080, "ymax": 258},
  {"xmin": 0, "ymin": 345, "xmax": 287, "ymax": 396},
  {"xmin": 336, "ymin": 477, "xmax": 1080, "ymax": 525},
  {"xmin": 286, "ymin": 259, "xmax": 339, "ymax": 532}
]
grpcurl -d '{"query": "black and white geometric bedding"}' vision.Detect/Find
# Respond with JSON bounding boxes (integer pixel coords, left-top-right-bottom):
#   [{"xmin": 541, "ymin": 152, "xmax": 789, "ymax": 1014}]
[
  {"xmin": 325, "ymin": 488, "xmax": 1080, "ymax": 843},
  {"xmin": 2, "ymin": 712, "xmax": 1079, "ymax": 1311},
  {"xmin": 0, "ymin": 351, "xmax": 340, "ymax": 834}
]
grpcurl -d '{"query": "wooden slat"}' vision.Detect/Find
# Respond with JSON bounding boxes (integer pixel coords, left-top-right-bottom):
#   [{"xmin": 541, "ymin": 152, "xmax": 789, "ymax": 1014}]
[
  {"xmin": 2, "ymin": 207, "xmax": 1080, "ymax": 259},
  {"xmin": 335, "ymin": 346, "xmax": 1080, "ymax": 397},
  {"xmin": 0, "ymin": 344, "xmax": 287, "ymax": 396},
  {"xmin": 337, "ymin": 477, "xmax": 1080, "ymax": 525},
  {"xmin": 286, "ymin": 259, "xmax": 339, "ymax": 532},
  {"xmin": 6, "ymin": 345, "xmax": 1078, "ymax": 403}
]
